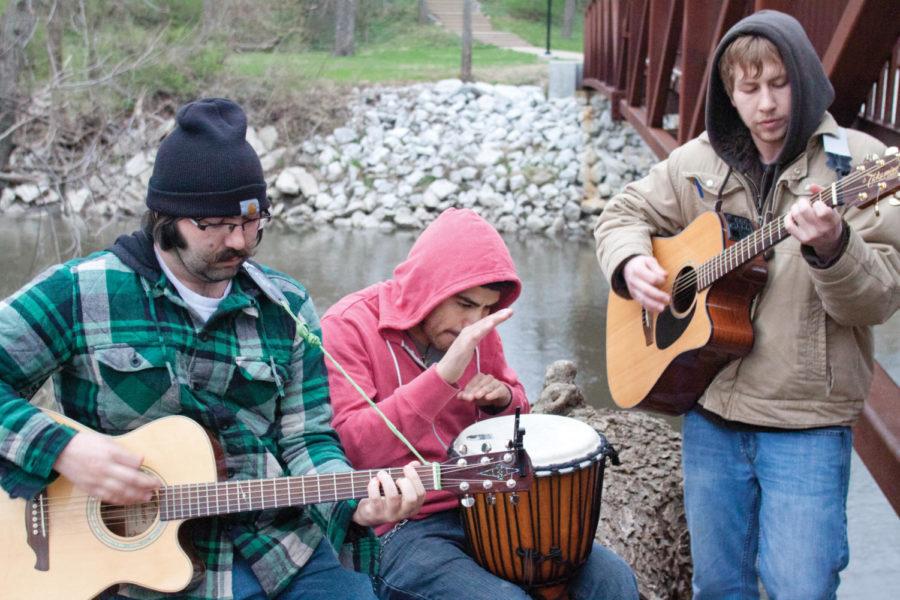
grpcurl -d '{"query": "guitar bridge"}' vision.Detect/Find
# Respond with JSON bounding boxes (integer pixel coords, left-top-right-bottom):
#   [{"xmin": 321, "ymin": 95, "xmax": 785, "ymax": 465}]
[{"xmin": 26, "ymin": 491, "xmax": 50, "ymax": 571}]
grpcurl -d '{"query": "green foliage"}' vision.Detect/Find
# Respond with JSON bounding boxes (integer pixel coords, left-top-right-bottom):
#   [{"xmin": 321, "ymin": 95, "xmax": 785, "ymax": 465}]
[{"xmin": 130, "ymin": 44, "xmax": 226, "ymax": 99}]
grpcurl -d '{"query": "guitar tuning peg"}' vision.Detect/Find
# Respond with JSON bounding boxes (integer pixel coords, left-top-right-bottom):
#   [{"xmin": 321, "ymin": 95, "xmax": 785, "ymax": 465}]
[
  {"xmin": 461, "ymin": 495, "xmax": 475, "ymax": 509},
  {"xmin": 505, "ymin": 478, "xmax": 517, "ymax": 489},
  {"xmin": 486, "ymin": 493, "xmax": 496, "ymax": 506},
  {"xmin": 508, "ymin": 493, "xmax": 519, "ymax": 506}
]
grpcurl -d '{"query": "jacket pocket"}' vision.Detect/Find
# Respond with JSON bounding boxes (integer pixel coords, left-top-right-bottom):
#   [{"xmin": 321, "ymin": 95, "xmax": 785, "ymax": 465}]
[
  {"xmin": 228, "ymin": 357, "xmax": 286, "ymax": 411},
  {"xmin": 92, "ymin": 344, "xmax": 178, "ymax": 430}
]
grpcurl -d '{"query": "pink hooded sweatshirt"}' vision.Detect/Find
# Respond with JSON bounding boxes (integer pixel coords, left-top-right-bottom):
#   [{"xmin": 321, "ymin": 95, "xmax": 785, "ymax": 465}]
[{"xmin": 322, "ymin": 208, "xmax": 530, "ymax": 535}]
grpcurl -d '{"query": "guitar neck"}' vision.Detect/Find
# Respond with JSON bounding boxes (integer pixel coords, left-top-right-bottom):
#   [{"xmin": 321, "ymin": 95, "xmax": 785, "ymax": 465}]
[
  {"xmin": 696, "ymin": 215, "xmax": 791, "ymax": 290},
  {"xmin": 696, "ymin": 150, "xmax": 899, "ymax": 289},
  {"xmin": 157, "ymin": 465, "xmax": 437, "ymax": 521}
]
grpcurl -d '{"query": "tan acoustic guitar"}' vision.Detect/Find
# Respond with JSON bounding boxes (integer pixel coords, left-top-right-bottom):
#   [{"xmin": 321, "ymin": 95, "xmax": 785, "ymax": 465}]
[
  {"xmin": 0, "ymin": 409, "xmax": 532, "ymax": 599},
  {"xmin": 606, "ymin": 149, "xmax": 899, "ymax": 415}
]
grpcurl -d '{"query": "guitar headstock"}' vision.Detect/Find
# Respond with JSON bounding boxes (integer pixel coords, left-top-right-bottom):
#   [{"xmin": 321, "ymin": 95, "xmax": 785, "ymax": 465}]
[
  {"xmin": 441, "ymin": 446, "xmax": 533, "ymax": 506},
  {"xmin": 844, "ymin": 147, "xmax": 899, "ymax": 210}
]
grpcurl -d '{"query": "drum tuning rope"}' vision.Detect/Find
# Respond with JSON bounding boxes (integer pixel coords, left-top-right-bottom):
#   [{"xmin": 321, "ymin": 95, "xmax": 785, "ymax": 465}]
[{"xmin": 278, "ymin": 300, "xmax": 441, "ymax": 490}]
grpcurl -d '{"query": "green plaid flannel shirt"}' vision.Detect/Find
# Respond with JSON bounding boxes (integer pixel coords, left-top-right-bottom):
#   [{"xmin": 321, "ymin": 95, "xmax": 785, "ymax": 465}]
[{"xmin": 0, "ymin": 234, "xmax": 377, "ymax": 599}]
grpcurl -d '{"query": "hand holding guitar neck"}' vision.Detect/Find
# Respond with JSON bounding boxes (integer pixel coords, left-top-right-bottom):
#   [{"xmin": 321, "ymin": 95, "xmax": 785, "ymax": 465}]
[
  {"xmin": 623, "ymin": 255, "xmax": 670, "ymax": 314},
  {"xmin": 352, "ymin": 461, "xmax": 427, "ymax": 527},
  {"xmin": 784, "ymin": 185, "xmax": 844, "ymax": 261}
]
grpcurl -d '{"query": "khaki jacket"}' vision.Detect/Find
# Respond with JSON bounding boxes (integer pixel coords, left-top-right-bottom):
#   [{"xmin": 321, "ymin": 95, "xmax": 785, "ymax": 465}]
[{"xmin": 595, "ymin": 114, "xmax": 900, "ymax": 427}]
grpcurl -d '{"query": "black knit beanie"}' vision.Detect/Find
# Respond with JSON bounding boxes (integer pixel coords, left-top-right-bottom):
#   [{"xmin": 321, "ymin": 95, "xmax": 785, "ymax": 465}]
[{"xmin": 146, "ymin": 98, "xmax": 269, "ymax": 218}]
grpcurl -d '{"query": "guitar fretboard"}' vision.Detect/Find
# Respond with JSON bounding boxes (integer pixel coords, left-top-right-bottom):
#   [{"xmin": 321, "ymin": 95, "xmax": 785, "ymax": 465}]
[
  {"xmin": 158, "ymin": 466, "xmax": 437, "ymax": 521},
  {"xmin": 696, "ymin": 217, "xmax": 791, "ymax": 289}
]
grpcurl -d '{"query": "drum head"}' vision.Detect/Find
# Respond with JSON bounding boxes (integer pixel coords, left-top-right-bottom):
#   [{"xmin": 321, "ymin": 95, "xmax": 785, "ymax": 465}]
[{"xmin": 453, "ymin": 414, "xmax": 604, "ymax": 476}]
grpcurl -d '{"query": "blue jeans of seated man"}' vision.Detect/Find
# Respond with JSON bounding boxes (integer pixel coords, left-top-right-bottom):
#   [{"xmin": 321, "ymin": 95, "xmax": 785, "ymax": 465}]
[
  {"xmin": 231, "ymin": 538, "xmax": 377, "ymax": 600},
  {"xmin": 375, "ymin": 509, "xmax": 639, "ymax": 600},
  {"xmin": 107, "ymin": 538, "xmax": 376, "ymax": 600},
  {"xmin": 682, "ymin": 409, "xmax": 852, "ymax": 600}
]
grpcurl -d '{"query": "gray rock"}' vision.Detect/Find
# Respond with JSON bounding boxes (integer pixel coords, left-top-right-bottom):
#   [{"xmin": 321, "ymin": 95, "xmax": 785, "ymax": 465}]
[
  {"xmin": 258, "ymin": 125, "xmax": 279, "ymax": 152},
  {"xmin": 581, "ymin": 198, "xmax": 607, "ymax": 215},
  {"xmin": 525, "ymin": 214, "xmax": 547, "ymax": 233},
  {"xmin": 14, "ymin": 183, "xmax": 42, "ymax": 204},
  {"xmin": 245, "ymin": 127, "xmax": 266, "ymax": 157},
  {"xmin": 333, "ymin": 127, "xmax": 357, "ymax": 145}
]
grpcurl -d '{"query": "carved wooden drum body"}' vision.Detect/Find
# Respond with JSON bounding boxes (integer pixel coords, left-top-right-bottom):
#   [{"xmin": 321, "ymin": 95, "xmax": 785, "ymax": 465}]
[{"xmin": 451, "ymin": 414, "xmax": 615, "ymax": 592}]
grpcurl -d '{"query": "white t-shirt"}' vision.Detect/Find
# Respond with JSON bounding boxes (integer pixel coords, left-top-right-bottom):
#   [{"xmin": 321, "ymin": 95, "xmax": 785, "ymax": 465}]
[{"xmin": 154, "ymin": 246, "xmax": 231, "ymax": 323}]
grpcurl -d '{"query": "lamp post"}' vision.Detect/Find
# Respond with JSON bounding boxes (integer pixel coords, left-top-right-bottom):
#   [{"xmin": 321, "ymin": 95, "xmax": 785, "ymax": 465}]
[{"xmin": 545, "ymin": 0, "xmax": 553, "ymax": 56}]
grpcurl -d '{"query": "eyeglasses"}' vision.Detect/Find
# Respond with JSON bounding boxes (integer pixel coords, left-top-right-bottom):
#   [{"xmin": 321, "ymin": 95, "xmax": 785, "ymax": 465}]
[{"xmin": 187, "ymin": 214, "xmax": 271, "ymax": 246}]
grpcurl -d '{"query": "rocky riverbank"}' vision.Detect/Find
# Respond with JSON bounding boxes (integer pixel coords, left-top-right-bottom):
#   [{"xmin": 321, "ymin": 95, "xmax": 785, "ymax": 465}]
[{"xmin": 1, "ymin": 80, "xmax": 656, "ymax": 237}]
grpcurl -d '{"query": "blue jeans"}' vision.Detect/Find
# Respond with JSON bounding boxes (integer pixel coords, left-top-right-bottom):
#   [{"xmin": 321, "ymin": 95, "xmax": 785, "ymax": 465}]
[
  {"xmin": 682, "ymin": 409, "xmax": 852, "ymax": 600},
  {"xmin": 231, "ymin": 538, "xmax": 377, "ymax": 600},
  {"xmin": 375, "ymin": 510, "xmax": 638, "ymax": 600}
]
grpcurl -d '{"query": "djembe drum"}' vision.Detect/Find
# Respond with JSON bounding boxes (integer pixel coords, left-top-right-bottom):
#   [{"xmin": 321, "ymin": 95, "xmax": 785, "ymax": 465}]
[{"xmin": 451, "ymin": 414, "xmax": 617, "ymax": 600}]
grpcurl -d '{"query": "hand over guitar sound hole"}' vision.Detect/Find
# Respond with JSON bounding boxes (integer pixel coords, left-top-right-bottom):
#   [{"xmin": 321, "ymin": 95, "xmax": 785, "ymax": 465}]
[
  {"xmin": 671, "ymin": 267, "xmax": 697, "ymax": 316},
  {"xmin": 100, "ymin": 496, "xmax": 160, "ymax": 538},
  {"xmin": 654, "ymin": 267, "xmax": 698, "ymax": 350}
]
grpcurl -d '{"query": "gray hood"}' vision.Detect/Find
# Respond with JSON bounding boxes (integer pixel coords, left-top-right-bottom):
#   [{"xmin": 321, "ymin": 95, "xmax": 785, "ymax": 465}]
[{"xmin": 706, "ymin": 10, "xmax": 834, "ymax": 171}]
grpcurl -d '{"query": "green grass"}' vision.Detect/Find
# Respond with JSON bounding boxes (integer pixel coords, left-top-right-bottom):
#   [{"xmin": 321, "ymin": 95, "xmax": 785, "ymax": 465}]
[
  {"xmin": 480, "ymin": 0, "xmax": 586, "ymax": 53},
  {"xmin": 228, "ymin": 28, "xmax": 537, "ymax": 85}
]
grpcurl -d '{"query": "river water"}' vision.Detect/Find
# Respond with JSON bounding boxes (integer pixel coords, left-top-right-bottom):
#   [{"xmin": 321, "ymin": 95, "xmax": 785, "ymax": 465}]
[{"xmin": 2, "ymin": 213, "xmax": 897, "ymax": 597}]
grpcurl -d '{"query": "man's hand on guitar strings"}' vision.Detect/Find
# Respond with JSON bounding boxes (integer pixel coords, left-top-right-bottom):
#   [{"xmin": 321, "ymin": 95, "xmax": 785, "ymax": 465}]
[
  {"xmin": 784, "ymin": 185, "xmax": 844, "ymax": 262},
  {"xmin": 352, "ymin": 461, "xmax": 426, "ymax": 527},
  {"xmin": 53, "ymin": 431, "xmax": 161, "ymax": 505},
  {"xmin": 623, "ymin": 255, "xmax": 670, "ymax": 314}
]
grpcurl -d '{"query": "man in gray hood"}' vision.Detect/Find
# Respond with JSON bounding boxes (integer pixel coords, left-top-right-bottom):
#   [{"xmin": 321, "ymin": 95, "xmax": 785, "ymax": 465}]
[{"xmin": 596, "ymin": 10, "xmax": 898, "ymax": 599}]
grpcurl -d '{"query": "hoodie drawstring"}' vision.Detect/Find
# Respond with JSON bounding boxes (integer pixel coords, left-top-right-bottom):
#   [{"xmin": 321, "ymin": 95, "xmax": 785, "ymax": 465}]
[{"xmin": 280, "ymin": 301, "xmax": 440, "ymax": 488}]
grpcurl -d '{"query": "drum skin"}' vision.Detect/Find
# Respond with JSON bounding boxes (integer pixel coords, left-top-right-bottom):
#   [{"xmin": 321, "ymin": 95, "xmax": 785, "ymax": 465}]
[{"xmin": 452, "ymin": 415, "xmax": 610, "ymax": 595}]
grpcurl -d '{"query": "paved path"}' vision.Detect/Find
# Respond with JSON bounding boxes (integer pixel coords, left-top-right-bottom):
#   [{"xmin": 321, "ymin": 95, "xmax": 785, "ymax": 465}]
[{"xmin": 426, "ymin": 0, "xmax": 583, "ymax": 61}]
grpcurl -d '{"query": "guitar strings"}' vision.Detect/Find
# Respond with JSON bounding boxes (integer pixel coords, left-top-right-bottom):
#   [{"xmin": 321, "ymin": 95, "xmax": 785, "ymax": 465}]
[
  {"xmin": 662, "ymin": 157, "xmax": 895, "ymax": 299},
  {"xmin": 24, "ymin": 460, "xmax": 516, "ymax": 524}
]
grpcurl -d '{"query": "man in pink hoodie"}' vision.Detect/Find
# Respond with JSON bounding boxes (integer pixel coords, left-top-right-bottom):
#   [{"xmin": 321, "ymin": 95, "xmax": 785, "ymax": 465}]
[{"xmin": 323, "ymin": 208, "xmax": 637, "ymax": 599}]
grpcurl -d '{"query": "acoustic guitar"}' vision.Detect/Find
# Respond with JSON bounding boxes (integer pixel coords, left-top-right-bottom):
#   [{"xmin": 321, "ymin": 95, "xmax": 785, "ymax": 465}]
[
  {"xmin": 0, "ymin": 409, "xmax": 532, "ymax": 599},
  {"xmin": 606, "ymin": 149, "xmax": 899, "ymax": 415}
]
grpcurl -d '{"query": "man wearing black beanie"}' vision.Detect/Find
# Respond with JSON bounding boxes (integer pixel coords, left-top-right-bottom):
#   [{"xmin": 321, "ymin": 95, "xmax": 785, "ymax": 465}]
[{"xmin": 0, "ymin": 98, "xmax": 425, "ymax": 600}]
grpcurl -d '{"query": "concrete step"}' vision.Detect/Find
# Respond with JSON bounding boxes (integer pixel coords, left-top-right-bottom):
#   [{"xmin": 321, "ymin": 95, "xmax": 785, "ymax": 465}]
[{"xmin": 426, "ymin": 0, "xmax": 540, "ymax": 51}]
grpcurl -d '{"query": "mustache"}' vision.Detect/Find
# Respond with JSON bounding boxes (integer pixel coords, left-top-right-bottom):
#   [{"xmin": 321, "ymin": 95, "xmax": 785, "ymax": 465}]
[{"xmin": 214, "ymin": 249, "xmax": 251, "ymax": 262}]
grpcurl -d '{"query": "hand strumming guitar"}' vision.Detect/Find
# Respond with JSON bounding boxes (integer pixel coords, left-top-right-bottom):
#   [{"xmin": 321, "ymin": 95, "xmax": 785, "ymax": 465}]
[{"xmin": 622, "ymin": 255, "xmax": 670, "ymax": 314}]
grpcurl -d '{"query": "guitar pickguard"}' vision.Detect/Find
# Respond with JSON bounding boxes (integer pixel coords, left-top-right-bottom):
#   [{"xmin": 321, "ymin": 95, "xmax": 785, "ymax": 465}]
[{"xmin": 655, "ymin": 304, "xmax": 696, "ymax": 350}]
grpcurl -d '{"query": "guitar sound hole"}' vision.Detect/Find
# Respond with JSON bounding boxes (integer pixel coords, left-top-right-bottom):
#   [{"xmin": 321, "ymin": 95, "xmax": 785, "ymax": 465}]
[
  {"xmin": 100, "ymin": 496, "xmax": 160, "ymax": 538},
  {"xmin": 671, "ymin": 267, "xmax": 697, "ymax": 316}
]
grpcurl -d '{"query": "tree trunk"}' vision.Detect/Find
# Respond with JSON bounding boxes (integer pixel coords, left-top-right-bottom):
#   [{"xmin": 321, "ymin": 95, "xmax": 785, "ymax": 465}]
[
  {"xmin": 418, "ymin": 0, "xmax": 429, "ymax": 25},
  {"xmin": 0, "ymin": 0, "xmax": 37, "ymax": 172},
  {"xmin": 45, "ymin": 0, "xmax": 64, "ymax": 79},
  {"xmin": 333, "ymin": 0, "xmax": 357, "ymax": 57},
  {"xmin": 202, "ymin": 0, "xmax": 220, "ymax": 36},
  {"xmin": 461, "ymin": 0, "xmax": 472, "ymax": 82},
  {"xmin": 562, "ymin": 0, "xmax": 576, "ymax": 39}
]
